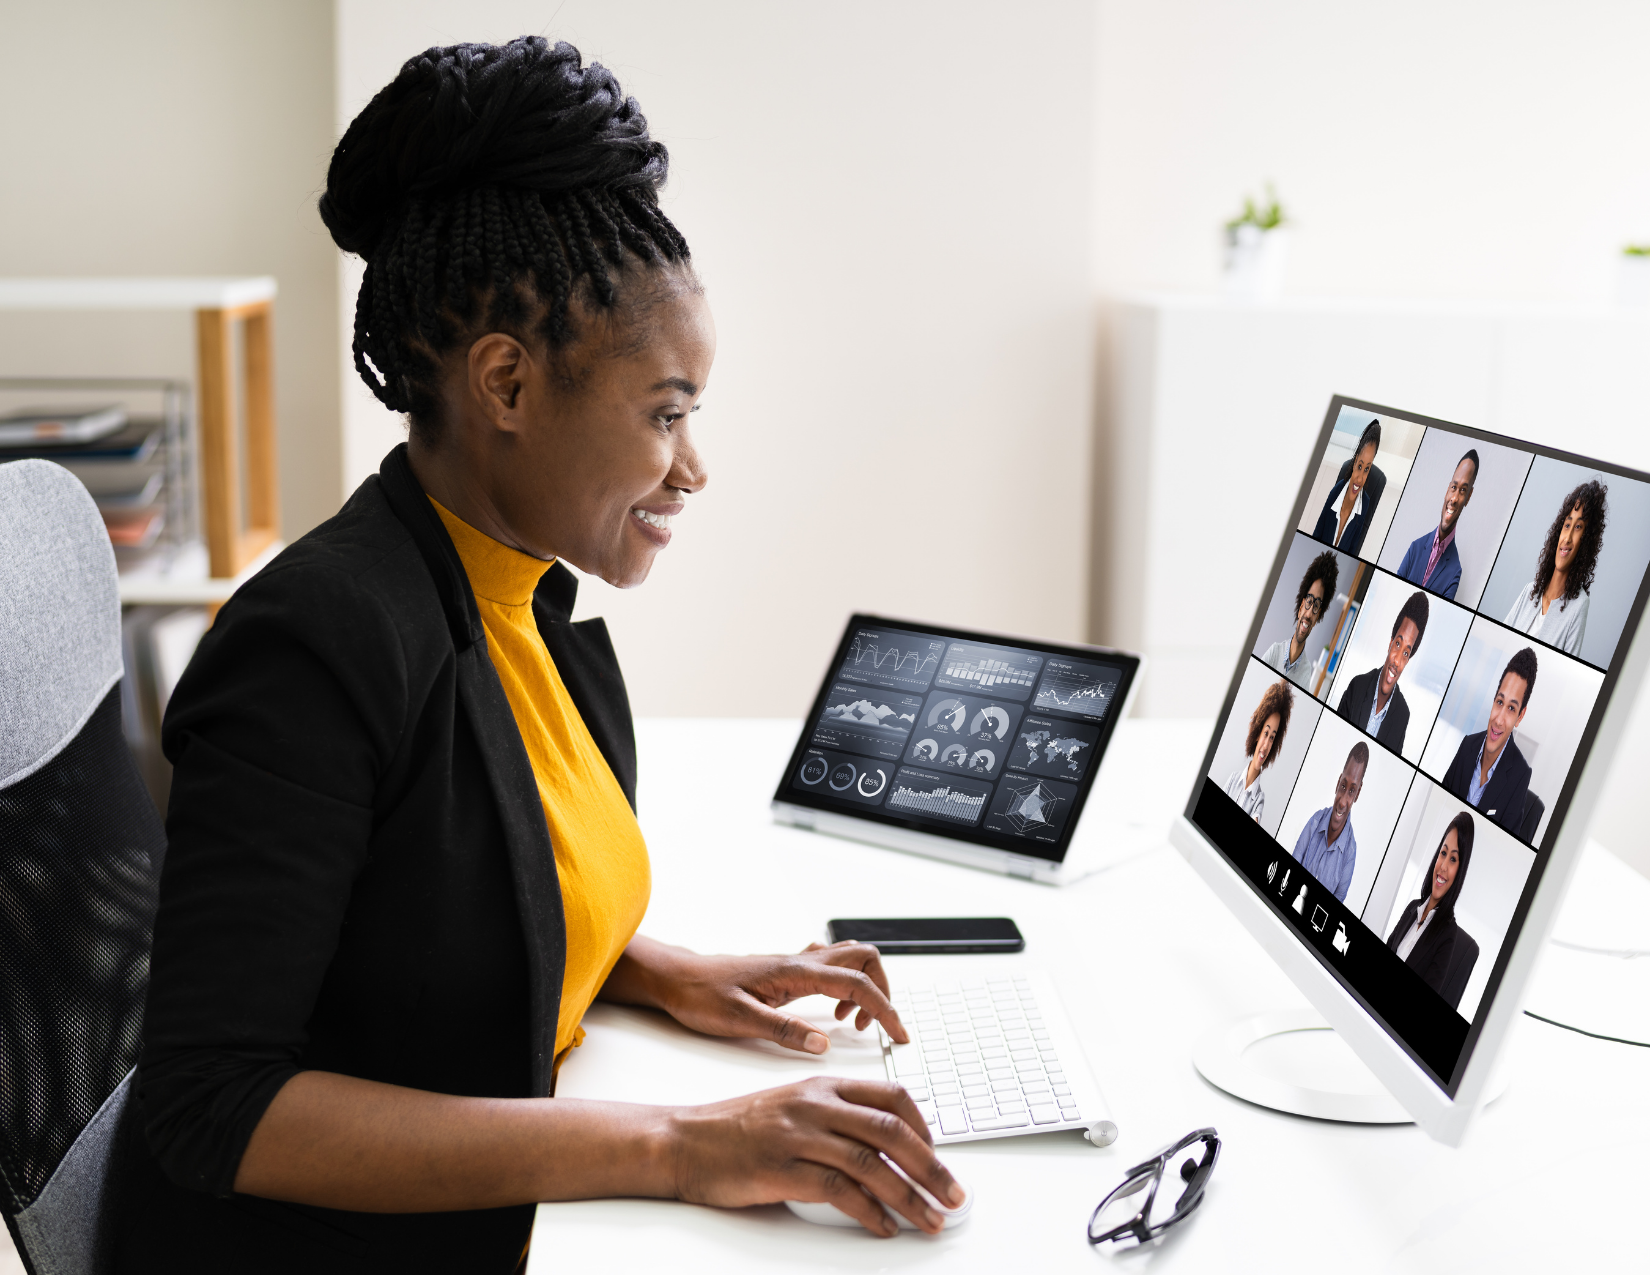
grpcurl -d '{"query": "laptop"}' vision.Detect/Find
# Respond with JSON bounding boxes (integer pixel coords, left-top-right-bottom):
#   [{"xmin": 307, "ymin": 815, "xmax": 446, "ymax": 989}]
[{"xmin": 771, "ymin": 615, "xmax": 1145, "ymax": 885}]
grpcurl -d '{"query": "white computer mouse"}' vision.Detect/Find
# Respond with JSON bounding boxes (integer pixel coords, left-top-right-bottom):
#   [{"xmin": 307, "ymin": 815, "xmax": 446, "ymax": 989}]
[{"xmin": 785, "ymin": 1158, "xmax": 971, "ymax": 1230}]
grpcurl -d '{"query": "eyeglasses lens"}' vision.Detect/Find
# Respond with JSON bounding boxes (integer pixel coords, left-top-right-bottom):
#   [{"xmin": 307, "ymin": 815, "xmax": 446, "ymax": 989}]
[{"xmin": 1089, "ymin": 1168, "xmax": 1159, "ymax": 1242}]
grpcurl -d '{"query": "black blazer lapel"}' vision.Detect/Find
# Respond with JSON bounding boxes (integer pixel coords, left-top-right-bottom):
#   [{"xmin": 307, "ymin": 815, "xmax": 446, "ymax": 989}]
[
  {"xmin": 377, "ymin": 445, "xmax": 566, "ymax": 1096},
  {"xmin": 534, "ymin": 566, "xmax": 638, "ymax": 811}
]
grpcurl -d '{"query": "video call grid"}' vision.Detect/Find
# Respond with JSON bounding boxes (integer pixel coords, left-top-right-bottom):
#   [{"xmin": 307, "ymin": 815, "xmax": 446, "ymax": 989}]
[{"xmin": 1210, "ymin": 408, "xmax": 1650, "ymax": 1043}]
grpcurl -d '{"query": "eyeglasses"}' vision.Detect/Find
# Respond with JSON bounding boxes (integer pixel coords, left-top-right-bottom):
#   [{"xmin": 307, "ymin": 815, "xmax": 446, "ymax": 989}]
[
  {"xmin": 1300, "ymin": 595, "xmax": 1325, "ymax": 617},
  {"xmin": 1087, "ymin": 1128, "xmax": 1220, "ymax": 1248}
]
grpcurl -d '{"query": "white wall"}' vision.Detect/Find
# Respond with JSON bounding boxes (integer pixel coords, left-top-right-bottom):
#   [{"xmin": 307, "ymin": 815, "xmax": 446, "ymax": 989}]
[
  {"xmin": 0, "ymin": 0, "xmax": 342, "ymax": 539},
  {"xmin": 1092, "ymin": 0, "xmax": 1650, "ymax": 302},
  {"xmin": 336, "ymin": 0, "xmax": 1099, "ymax": 718}
]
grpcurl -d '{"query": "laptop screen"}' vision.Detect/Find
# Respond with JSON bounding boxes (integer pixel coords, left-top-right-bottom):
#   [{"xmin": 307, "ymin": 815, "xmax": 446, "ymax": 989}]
[
  {"xmin": 776, "ymin": 617, "xmax": 1141, "ymax": 864},
  {"xmin": 1190, "ymin": 396, "xmax": 1650, "ymax": 1094}
]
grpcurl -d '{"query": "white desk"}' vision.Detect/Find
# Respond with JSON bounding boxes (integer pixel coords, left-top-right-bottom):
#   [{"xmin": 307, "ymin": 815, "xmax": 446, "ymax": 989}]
[{"xmin": 531, "ymin": 719, "xmax": 1649, "ymax": 1272}]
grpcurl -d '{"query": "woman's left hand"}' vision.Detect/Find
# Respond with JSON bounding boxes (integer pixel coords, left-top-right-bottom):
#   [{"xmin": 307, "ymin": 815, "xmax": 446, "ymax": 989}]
[{"xmin": 602, "ymin": 936, "xmax": 908, "ymax": 1055}]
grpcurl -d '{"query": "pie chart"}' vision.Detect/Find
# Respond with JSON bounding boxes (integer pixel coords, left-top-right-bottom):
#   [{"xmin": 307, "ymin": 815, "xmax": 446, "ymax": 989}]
[{"xmin": 927, "ymin": 698, "xmax": 968, "ymax": 732}]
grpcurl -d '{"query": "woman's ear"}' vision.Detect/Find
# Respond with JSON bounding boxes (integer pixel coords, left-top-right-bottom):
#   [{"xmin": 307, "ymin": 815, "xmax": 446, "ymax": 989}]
[{"xmin": 467, "ymin": 333, "xmax": 531, "ymax": 431}]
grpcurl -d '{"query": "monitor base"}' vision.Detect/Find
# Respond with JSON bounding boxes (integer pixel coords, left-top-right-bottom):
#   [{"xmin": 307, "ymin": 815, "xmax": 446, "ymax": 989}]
[{"xmin": 1194, "ymin": 1009, "xmax": 1420, "ymax": 1124}]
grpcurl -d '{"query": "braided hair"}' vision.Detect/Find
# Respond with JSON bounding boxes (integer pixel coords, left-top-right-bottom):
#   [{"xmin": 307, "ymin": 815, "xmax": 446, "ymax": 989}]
[{"xmin": 319, "ymin": 37, "xmax": 692, "ymax": 432}]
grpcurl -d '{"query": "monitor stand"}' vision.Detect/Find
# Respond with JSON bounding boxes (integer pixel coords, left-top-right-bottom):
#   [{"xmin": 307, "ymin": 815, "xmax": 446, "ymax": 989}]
[{"xmin": 1193, "ymin": 1008, "xmax": 1504, "ymax": 1123}]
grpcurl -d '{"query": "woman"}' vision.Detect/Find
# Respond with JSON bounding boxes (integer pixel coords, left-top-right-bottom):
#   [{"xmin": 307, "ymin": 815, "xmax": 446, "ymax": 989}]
[
  {"xmin": 1385, "ymin": 812, "xmax": 1480, "ymax": 1010},
  {"xmin": 120, "ymin": 39, "xmax": 960, "ymax": 1272},
  {"xmin": 1504, "ymin": 478, "xmax": 1608, "ymax": 657},
  {"xmin": 1310, "ymin": 419, "xmax": 1385, "ymax": 555},
  {"xmin": 1223, "ymin": 679, "xmax": 1293, "ymax": 823}
]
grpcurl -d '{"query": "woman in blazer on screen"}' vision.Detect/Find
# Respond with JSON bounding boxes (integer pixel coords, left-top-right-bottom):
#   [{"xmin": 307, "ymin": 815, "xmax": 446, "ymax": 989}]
[
  {"xmin": 120, "ymin": 38, "xmax": 959, "ymax": 1273},
  {"xmin": 1311, "ymin": 420, "xmax": 1386, "ymax": 556},
  {"xmin": 1386, "ymin": 812, "xmax": 1480, "ymax": 1010}
]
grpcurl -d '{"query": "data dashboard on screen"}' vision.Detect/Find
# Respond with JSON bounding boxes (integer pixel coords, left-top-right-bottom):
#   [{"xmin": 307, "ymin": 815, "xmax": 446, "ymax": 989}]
[
  {"xmin": 1189, "ymin": 395, "xmax": 1650, "ymax": 1095},
  {"xmin": 777, "ymin": 616, "xmax": 1140, "ymax": 864}
]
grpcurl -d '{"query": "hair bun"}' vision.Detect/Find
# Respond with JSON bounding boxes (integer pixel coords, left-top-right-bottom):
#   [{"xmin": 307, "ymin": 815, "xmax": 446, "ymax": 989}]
[{"xmin": 320, "ymin": 36, "xmax": 668, "ymax": 260}]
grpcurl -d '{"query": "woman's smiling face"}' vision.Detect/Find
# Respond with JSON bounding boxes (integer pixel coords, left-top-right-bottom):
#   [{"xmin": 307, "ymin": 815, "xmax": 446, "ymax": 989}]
[
  {"xmin": 415, "ymin": 266, "xmax": 716, "ymax": 590},
  {"xmin": 1431, "ymin": 827, "xmax": 1461, "ymax": 904}
]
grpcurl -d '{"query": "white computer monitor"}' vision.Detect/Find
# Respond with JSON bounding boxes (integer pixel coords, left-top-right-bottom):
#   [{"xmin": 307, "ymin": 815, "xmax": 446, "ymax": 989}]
[{"xmin": 1171, "ymin": 394, "xmax": 1650, "ymax": 1145}]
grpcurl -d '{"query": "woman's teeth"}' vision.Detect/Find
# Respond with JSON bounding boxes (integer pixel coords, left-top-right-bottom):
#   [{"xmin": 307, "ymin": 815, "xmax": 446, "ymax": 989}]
[{"xmin": 632, "ymin": 509, "xmax": 672, "ymax": 530}]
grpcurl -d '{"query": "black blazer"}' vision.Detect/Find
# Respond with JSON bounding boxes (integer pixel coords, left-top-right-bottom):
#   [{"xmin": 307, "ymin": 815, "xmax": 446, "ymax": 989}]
[
  {"xmin": 1440, "ymin": 731, "xmax": 1532, "ymax": 838},
  {"xmin": 1310, "ymin": 459, "xmax": 1387, "ymax": 556},
  {"xmin": 1386, "ymin": 901, "xmax": 1480, "ymax": 1010},
  {"xmin": 1336, "ymin": 667, "xmax": 1410, "ymax": 754},
  {"xmin": 119, "ymin": 446, "xmax": 636, "ymax": 1273}
]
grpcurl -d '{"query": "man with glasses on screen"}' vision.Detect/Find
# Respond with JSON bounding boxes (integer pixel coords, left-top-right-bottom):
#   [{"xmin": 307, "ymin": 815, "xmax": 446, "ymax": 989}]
[
  {"xmin": 1262, "ymin": 551, "xmax": 1339, "ymax": 688},
  {"xmin": 1395, "ymin": 450, "xmax": 1478, "ymax": 600},
  {"xmin": 1441, "ymin": 648, "xmax": 1538, "ymax": 836},
  {"xmin": 1289, "ymin": 742, "xmax": 1368, "ymax": 903}
]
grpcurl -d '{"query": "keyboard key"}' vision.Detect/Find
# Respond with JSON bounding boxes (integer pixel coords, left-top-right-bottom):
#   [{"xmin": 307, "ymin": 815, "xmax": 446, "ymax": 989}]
[
  {"xmin": 937, "ymin": 1106, "xmax": 968, "ymax": 1136},
  {"xmin": 990, "ymin": 1077, "xmax": 1020, "ymax": 1094},
  {"xmin": 918, "ymin": 1102, "xmax": 939, "ymax": 1126},
  {"xmin": 986, "ymin": 1066, "xmax": 1016, "ymax": 1081},
  {"xmin": 1029, "ymin": 1104, "xmax": 1061, "ymax": 1125},
  {"xmin": 891, "ymin": 1049, "xmax": 926, "ymax": 1077},
  {"xmin": 1059, "ymin": 1105, "xmax": 1080, "ymax": 1120},
  {"xmin": 962, "ymin": 1083, "xmax": 990, "ymax": 1099},
  {"xmin": 1010, "ymin": 1049, "xmax": 1039, "ymax": 1063},
  {"xmin": 969, "ymin": 1113, "xmax": 1030, "ymax": 1131},
  {"xmin": 1052, "ymin": 1084, "xmax": 1073, "ymax": 1098},
  {"xmin": 906, "ymin": 1087, "xmax": 931, "ymax": 1102}
]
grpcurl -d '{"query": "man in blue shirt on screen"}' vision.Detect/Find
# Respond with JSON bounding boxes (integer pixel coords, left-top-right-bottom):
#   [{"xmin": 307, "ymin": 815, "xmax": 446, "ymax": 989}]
[
  {"xmin": 1291, "ymin": 741, "xmax": 1368, "ymax": 902},
  {"xmin": 1395, "ymin": 450, "xmax": 1477, "ymax": 600}
]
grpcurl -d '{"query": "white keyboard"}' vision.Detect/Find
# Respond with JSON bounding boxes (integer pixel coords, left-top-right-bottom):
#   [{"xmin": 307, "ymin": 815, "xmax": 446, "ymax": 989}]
[{"xmin": 881, "ymin": 969, "xmax": 1114, "ymax": 1144}]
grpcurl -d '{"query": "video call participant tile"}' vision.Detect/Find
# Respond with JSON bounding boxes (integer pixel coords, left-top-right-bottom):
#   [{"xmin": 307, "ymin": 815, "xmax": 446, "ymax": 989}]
[
  {"xmin": 1375, "ymin": 429, "xmax": 1532, "ymax": 611},
  {"xmin": 1275, "ymin": 710, "xmax": 1415, "ymax": 915},
  {"xmin": 1252, "ymin": 532, "xmax": 1365, "ymax": 700},
  {"xmin": 1359, "ymin": 780, "xmax": 1536, "ymax": 1024},
  {"xmin": 981, "ymin": 773, "xmax": 1079, "ymax": 845},
  {"xmin": 1479, "ymin": 456, "xmax": 1650, "ymax": 672},
  {"xmin": 1007, "ymin": 715, "xmax": 1102, "ymax": 783},
  {"xmin": 1323, "ymin": 569, "xmax": 1473, "ymax": 765},
  {"xmin": 905, "ymin": 690, "xmax": 1024, "ymax": 778},
  {"xmin": 1419, "ymin": 616, "xmax": 1605, "ymax": 847},
  {"xmin": 1298, "ymin": 404, "xmax": 1427, "ymax": 561},
  {"xmin": 1205, "ymin": 657, "xmax": 1324, "ymax": 841},
  {"xmin": 808, "ymin": 684, "xmax": 923, "ymax": 761},
  {"xmin": 791, "ymin": 747, "xmax": 895, "ymax": 807}
]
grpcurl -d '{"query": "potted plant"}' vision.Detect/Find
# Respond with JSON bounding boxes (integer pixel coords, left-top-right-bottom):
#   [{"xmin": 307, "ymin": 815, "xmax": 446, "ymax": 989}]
[
  {"xmin": 1618, "ymin": 243, "xmax": 1650, "ymax": 307},
  {"xmin": 1223, "ymin": 184, "xmax": 1291, "ymax": 302}
]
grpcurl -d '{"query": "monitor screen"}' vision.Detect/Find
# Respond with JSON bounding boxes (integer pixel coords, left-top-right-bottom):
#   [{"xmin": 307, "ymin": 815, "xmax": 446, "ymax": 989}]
[
  {"xmin": 776, "ymin": 617, "xmax": 1140, "ymax": 863},
  {"xmin": 1190, "ymin": 397, "xmax": 1650, "ymax": 1093}
]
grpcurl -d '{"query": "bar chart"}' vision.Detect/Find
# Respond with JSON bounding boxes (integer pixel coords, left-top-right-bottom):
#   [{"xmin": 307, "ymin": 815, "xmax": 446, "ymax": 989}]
[
  {"xmin": 933, "ymin": 642, "xmax": 1042, "ymax": 701},
  {"xmin": 887, "ymin": 768, "xmax": 991, "ymax": 824}
]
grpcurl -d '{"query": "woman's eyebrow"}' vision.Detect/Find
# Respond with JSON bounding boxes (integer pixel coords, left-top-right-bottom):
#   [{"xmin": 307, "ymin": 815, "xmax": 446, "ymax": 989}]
[{"xmin": 650, "ymin": 376, "xmax": 699, "ymax": 394}]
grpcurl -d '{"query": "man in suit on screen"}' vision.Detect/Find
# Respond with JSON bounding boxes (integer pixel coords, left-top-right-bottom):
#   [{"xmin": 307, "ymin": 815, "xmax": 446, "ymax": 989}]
[
  {"xmin": 1441, "ymin": 647, "xmax": 1537, "ymax": 837},
  {"xmin": 1396, "ymin": 450, "xmax": 1477, "ymax": 600},
  {"xmin": 1336, "ymin": 590, "xmax": 1429, "ymax": 754}
]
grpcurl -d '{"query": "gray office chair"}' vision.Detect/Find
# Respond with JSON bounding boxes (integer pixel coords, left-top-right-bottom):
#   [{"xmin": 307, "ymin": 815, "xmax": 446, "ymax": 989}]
[{"xmin": 0, "ymin": 460, "xmax": 163, "ymax": 1274}]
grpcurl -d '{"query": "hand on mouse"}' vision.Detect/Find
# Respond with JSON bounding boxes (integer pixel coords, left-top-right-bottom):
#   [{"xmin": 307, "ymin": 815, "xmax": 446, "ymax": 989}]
[
  {"xmin": 665, "ymin": 1075, "xmax": 963, "ymax": 1235},
  {"xmin": 600, "ymin": 935, "xmax": 908, "ymax": 1054}
]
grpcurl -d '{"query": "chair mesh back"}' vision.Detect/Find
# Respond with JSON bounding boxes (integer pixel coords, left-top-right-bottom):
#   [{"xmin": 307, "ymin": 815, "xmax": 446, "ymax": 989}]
[{"xmin": 0, "ymin": 688, "xmax": 161, "ymax": 1217}]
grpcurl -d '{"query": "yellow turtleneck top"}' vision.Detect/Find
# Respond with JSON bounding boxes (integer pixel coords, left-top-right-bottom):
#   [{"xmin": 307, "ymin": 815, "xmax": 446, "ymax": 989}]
[{"xmin": 431, "ymin": 498, "xmax": 650, "ymax": 1061}]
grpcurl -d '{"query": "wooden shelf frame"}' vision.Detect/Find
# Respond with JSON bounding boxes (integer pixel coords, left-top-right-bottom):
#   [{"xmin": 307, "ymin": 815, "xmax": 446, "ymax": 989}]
[{"xmin": 196, "ymin": 300, "xmax": 279, "ymax": 576}]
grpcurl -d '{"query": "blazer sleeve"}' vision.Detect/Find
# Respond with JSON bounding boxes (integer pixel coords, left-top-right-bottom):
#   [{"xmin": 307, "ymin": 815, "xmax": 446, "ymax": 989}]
[
  {"xmin": 1381, "ymin": 690, "xmax": 1410, "ymax": 754},
  {"xmin": 1396, "ymin": 535, "xmax": 1424, "ymax": 583},
  {"xmin": 139, "ymin": 560, "xmax": 411, "ymax": 1197},
  {"xmin": 1440, "ymin": 733, "xmax": 1476, "ymax": 799}
]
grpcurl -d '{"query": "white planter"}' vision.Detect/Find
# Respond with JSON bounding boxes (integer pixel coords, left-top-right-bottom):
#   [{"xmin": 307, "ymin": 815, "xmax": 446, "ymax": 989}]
[
  {"xmin": 1223, "ymin": 224, "xmax": 1292, "ymax": 302},
  {"xmin": 1616, "ymin": 254, "xmax": 1650, "ymax": 307}
]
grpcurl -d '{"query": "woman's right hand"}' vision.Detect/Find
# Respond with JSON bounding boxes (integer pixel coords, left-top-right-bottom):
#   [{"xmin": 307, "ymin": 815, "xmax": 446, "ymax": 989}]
[{"xmin": 664, "ymin": 1076, "xmax": 963, "ymax": 1235}]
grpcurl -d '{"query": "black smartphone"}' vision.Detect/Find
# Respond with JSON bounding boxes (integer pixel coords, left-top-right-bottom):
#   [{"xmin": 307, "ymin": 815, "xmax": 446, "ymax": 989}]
[{"xmin": 825, "ymin": 917, "xmax": 1025, "ymax": 955}]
